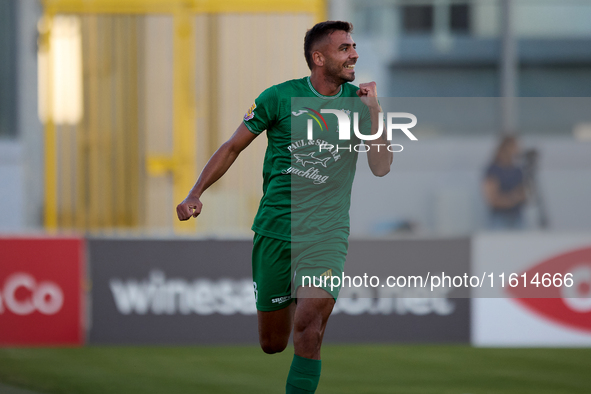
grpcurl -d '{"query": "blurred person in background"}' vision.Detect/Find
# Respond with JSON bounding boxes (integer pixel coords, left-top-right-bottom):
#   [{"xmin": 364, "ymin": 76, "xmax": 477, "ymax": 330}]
[{"xmin": 482, "ymin": 135, "xmax": 527, "ymax": 230}]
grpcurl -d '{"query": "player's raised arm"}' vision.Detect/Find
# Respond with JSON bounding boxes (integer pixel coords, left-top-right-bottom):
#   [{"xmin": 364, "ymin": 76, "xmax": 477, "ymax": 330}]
[
  {"xmin": 357, "ymin": 82, "xmax": 393, "ymax": 176},
  {"xmin": 176, "ymin": 122, "xmax": 258, "ymax": 221}
]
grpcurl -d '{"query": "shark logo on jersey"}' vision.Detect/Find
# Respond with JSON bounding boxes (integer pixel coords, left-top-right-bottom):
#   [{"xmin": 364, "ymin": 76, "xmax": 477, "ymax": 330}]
[{"xmin": 294, "ymin": 152, "xmax": 330, "ymax": 168}]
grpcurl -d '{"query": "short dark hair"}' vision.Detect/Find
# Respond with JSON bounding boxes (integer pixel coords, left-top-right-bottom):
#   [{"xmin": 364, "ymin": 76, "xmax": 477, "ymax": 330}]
[{"xmin": 304, "ymin": 21, "xmax": 353, "ymax": 70}]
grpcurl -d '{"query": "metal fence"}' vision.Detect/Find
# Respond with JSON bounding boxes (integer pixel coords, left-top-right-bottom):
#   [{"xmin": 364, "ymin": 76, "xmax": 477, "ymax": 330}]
[{"xmin": 39, "ymin": 0, "xmax": 324, "ymax": 234}]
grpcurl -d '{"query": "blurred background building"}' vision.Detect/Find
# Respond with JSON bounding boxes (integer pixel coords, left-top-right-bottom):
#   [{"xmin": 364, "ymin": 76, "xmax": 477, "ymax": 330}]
[{"xmin": 1, "ymin": 0, "xmax": 591, "ymax": 236}]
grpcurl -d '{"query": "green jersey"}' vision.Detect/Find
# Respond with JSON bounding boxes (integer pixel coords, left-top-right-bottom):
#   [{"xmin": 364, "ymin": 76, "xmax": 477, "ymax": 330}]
[{"xmin": 243, "ymin": 76, "xmax": 371, "ymax": 242}]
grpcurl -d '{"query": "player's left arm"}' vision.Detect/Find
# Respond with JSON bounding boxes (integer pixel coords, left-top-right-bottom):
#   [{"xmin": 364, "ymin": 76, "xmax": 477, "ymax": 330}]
[{"xmin": 357, "ymin": 82, "xmax": 392, "ymax": 177}]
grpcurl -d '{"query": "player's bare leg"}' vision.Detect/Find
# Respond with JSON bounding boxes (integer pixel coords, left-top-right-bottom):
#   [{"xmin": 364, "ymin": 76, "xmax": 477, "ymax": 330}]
[
  {"xmin": 285, "ymin": 286, "xmax": 335, "ymax": 393},
  {"xmin": 257, "ymin": 302, "xmax": 296, "ymax": 354},
  {"xmin": 293, "ymin": 286, "xmax": 334, "ymax": 359}
]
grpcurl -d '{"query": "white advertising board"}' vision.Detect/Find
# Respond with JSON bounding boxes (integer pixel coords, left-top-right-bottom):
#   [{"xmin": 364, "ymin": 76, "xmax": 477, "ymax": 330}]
[{"xmin": 472, "ymin": 233, "xmax": 591, "ymax": 347}]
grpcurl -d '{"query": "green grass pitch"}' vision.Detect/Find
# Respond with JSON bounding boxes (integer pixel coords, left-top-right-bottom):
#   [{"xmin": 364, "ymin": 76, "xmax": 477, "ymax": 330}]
[{"xmin": 1, "ymin": 345, "xmax": 590, "ymax": 393}]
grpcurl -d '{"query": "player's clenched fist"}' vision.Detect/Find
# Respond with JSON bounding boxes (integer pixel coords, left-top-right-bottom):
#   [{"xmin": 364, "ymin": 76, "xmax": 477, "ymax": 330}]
[
  {"xmin": 176, "ymin": 195, "xmax": 202, "ymax": 221},
  {"xmin": 357, "ymin": 81, "xmax": 377, "ymax": 96},
  {"xmin": 356, "ymin": 81, "xmax": 379, "ymax": 109}
]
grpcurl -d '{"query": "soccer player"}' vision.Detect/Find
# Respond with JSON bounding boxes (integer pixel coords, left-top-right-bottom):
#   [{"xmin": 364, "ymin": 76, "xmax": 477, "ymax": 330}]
[{"xmin": 176, "ymin": 21, "xmax": 392, "ymax": 394}]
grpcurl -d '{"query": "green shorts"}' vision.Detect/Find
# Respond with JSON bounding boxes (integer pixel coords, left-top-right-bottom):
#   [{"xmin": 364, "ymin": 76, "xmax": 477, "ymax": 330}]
[{"xmin": 251, "ymin": 233, "xmax": 349, "ymax": 312}]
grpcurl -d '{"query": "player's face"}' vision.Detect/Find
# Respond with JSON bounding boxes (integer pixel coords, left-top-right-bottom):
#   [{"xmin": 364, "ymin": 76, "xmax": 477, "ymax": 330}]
[{"xmin": 323, "ymin": 30, "xmax": 358, "ymax": 83}]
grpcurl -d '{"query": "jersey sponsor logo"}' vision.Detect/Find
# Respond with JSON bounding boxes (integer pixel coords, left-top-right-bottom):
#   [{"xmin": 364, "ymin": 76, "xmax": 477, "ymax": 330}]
[
  {"xmin": 271, "ymin": 296, "xmax": 291, "ymax": 304},
  {"xmin": 283, "ymin": 138, "xmax": 339, "ymax": 185},
  {"xmin": 294, "ymin": 152, "xmax": 330, "ymax": 168},
  {"xmin": 281, "ymin": 166, "xmax": 329, "ymax": 184},
  {"xmin": 291, "ymin": 110, "xmax": 308, "ymax": 116},
  {"xmin": 281, "ymin": 167, "xmax": 329, "ymax": 185},
  {"xmin": 244, "ymin": 103, "xmax": 256, "ymax": 121}
]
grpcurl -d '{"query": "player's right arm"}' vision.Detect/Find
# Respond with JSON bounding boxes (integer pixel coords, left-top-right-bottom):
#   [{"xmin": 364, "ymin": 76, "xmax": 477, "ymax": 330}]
[{"xmin": 176, "ymin": 122, "xmax": 258, "ymax": 221}]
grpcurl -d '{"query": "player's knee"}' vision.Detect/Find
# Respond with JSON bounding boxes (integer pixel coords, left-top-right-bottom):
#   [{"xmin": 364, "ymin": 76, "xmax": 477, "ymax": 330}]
[
  {"xmin": 293, "ymin": 315, "xmax": 323, "ymax": 344},
  {"xmin": 259, "ymin": 338, "xmax": 288, "ymax": 354}
]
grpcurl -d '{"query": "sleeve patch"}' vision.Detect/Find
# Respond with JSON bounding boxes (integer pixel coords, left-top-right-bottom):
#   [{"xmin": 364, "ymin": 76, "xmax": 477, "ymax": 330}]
[{"xmin": 244, "ymin": 103, "xmax": 256, "ymax": 121}]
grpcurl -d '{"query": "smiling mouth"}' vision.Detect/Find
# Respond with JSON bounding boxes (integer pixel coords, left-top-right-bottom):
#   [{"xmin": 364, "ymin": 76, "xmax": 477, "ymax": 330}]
[{"xmin": 344, "ymin": 64, "xmax": 355, "ymax": 69}]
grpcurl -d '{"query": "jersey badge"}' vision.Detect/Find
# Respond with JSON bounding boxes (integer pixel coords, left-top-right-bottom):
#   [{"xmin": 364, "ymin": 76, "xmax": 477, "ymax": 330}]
[{"xmin": 244, "ymin": 103, "xmax": 256, "ymax": 121}]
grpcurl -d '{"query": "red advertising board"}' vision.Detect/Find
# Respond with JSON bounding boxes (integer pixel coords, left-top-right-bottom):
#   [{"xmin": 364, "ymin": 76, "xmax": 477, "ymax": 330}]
[
  {"xmin": 0, "ymin": 238, "xmax": 85, "ymax": 346},
  {"xmin": 509, "ymin": 246, "xmax": 591, "ymax": 333}
]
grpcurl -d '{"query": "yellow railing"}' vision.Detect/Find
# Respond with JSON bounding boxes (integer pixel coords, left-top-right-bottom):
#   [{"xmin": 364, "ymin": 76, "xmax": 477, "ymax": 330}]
[
  {"xmin": 40, "ymin": 0, "xmax": 325, "ymax": 234},
  {"xmin": 43, "ymin": 0, "xmax": 326, "ymax": 16}
]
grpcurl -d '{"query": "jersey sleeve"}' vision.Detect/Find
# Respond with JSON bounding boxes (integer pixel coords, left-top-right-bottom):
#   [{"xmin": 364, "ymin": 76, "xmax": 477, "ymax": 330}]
[{"xmin": 242, "ymin": 86, "xmax": 278, "ymax": 135}]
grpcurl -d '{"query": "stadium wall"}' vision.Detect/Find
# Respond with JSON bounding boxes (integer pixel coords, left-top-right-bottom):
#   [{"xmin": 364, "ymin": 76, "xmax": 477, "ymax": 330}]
[{"xmin": 1, "ymin": 235, "xmax": 590, "ymax": 346}]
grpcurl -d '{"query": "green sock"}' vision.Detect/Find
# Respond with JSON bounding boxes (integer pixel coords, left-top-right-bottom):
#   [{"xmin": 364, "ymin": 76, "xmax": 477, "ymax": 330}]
[{"xmin": 286, "ymin": 354, "xmax": 321, "ymax": 394}]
